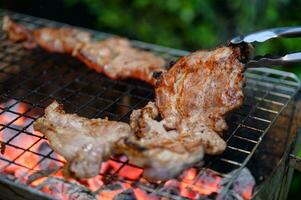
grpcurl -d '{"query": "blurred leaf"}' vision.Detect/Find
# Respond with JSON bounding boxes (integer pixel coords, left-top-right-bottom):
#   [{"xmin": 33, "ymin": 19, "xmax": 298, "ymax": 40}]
[{"xmin": 63, "ymin": 0, "xmax": 79, "ymax": 6}]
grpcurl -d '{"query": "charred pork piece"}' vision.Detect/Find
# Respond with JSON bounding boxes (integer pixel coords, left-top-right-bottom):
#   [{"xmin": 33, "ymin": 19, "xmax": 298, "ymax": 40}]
[{"xmin": 155, "ymin": 46, "xmax": 245, "ymax": 134}]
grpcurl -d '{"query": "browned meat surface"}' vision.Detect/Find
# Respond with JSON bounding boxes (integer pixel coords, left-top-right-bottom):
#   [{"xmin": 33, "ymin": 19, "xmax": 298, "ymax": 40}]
[
  {"xmin": 155, "ymin": 46, "xmax": 245, "ymax": 133},
  {"xmin": 33, "ymin": 101, "xmax": 131, "ymax": 178},
  {"xmin": 33, "ymin": 27, "xmax": 91, "ymax": 54},
  {"xmin": 2, "ymin": 16, "xmax": 166, "ymax": 85},
  {"xmin": 153, "ymin": 46, "xmax": 246, "ymax": 154}
]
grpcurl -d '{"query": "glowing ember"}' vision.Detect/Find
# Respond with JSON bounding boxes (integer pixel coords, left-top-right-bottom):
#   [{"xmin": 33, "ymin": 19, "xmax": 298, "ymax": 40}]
[
  {"xmin": 101, "ymin": 159, "xmax": 143, "ymax": 180},
  {"xmin": 162, "ymin": 168, "xmax": 222, "ymax": 199},
  {"xmin": 77, "ymin": 175, "xmax": 104, "ymax": 192},
  {"xmin": 0, "ymin": 100, "xmax": 28, "ymax": 126},
  {"xmin": 0, "ymin": 100, "xmax": 254, "ymax": 200}
]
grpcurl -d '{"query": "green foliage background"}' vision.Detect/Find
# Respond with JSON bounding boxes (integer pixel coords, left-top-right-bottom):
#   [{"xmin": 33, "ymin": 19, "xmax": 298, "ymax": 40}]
[
  {"xmin": 63, "ymin": 0, "xmax": 301, "ymax": 197},
  {"xmin": 62, "ymin": 0, "xmax": 301, "ymax": 76}
]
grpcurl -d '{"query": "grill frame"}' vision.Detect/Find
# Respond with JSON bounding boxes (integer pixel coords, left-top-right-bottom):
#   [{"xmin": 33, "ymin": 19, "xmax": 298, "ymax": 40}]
[{"xmin": 0, "ymin": 9, "xmax": 300, "ymax": 200}]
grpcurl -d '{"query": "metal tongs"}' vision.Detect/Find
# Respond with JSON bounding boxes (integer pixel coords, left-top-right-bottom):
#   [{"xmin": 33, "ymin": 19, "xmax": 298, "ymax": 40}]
[{"xmin": 230, "ymin": 26, "xmax": 301, "ymax": 68}]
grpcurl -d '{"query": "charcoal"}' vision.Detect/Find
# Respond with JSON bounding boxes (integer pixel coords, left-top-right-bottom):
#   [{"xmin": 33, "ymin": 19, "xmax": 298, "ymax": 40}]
[
  {"xmin": 233, "ymin": 168, "xmax": 255, "ymax": 198},
  {"xmin": 36, "ymin": 177, "xmax": 96, "ymax": 200},
  {"xmin": 106, "ymin": 183, "xmax": 123, "ymax": 190},
  {"xmin": 26, "ymin": 165, "xmax": 60, "ymax": 184},
  {"xmin": 94, "ymin": 182, "xmax": 124, "ymax": 194},
  {"xmin": 113, "ymin": 189, "xmax": 136, "ymax": 200}
]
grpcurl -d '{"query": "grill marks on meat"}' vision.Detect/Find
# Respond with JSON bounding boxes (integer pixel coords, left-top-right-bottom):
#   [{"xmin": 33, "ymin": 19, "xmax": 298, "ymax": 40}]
[
  {"xmin": 2, "ymin": 16, "xmax": 166, "ymax": 84},
  {"xmin": 33, "ymin": 101, "xmax": 131, "ymax": 178}
]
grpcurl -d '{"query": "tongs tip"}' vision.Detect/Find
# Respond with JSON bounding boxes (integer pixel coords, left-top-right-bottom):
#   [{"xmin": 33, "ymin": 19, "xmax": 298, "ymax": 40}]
[
  {"xmin": 230, "ymin": 26, "xmax": 301, "ymax": 68},
  {"xmin": 230, "ymin": 31, "xmax": 278, "ymax": 45},
  {"xmin": 230, "ymin": 36, "xmax": 244, "ymax": 44}
]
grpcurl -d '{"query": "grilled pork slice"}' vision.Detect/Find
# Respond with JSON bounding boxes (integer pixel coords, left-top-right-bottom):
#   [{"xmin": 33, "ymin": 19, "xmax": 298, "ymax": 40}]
[
  {"xmin": 116, "ymin": 102, "xmax": 204, "ymax": 181},
  {"xmin": 117, "ymin": 101, "xmax": 225, "ymax": 180},
  {"xmin": 116, "ymin": 138, "xmax": 204, "ymax": 181},
  {"xmin": 33, "ymin": 101, "xmax": 131, "ymax": 178},
  {"xmin": 130, "ymin": 102, "xmax": 225, "ymax": 155},
  {"xmin": 2, "ymin": 16, "xmax": 166, "ymax": 85},
  {"xmin": 155, "ymin": 46, "xmax": 245, "ymax": 133}
]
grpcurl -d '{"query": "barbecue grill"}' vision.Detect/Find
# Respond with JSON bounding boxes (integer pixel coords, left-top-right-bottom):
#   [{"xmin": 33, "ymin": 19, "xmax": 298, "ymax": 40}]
[{"xmin": 0, "ymin": 9, "xmax": 301, "ymax": 200}]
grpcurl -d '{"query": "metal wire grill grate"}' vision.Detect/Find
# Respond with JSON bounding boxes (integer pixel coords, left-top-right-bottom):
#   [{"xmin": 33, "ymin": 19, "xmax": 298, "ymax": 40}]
[{"xmin": 0, "ymin": 10, "xmax": 300, "ymax": 200}]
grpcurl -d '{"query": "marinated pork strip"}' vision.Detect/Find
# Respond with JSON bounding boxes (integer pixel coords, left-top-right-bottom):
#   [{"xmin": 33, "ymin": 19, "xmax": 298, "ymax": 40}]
[
  {"xmin": 33, "ymin": 101, "xmax": 131, "ymax": 178},
  {"xmin": 74, "ymin": 38, "xmax": 165, "ymax": 84},
  {"xmin": 2, "ymin": 16, "xmax": 166, "ymax": 84}
]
